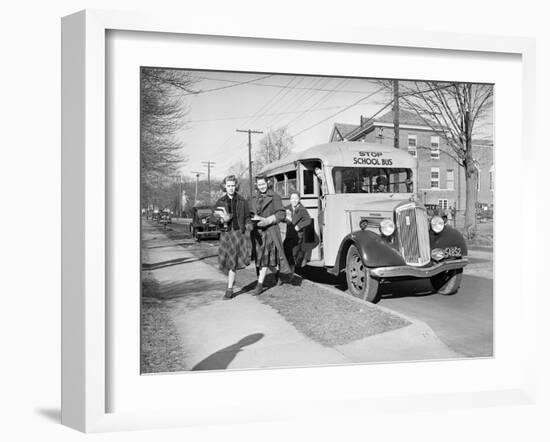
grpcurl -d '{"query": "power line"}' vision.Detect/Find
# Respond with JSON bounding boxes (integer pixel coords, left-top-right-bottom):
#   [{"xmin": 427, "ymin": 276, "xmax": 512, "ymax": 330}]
[
  {"xmin": 188, "ymin": 74, "xmax": 274, "ymax": 95},
  {"xmin": 291, "ymin": 86, "xmax": 386, "ymax": 138},
  {"xmin": 191, "ymin": 74, "xmax": 381, "ymax": 93},
  {"xmin": 186, "ymin": 104, "xmax": 358, "ymax": 124},
  {"xmin": 208, "ymin": 77, "xmax": 299, "ymax": 168},
  {"xmin": 262, "ymin": 77, "xmax": 327, "ymax": 130},
  {"xmin": 284, "ymin": 78, "xmax": 350, "ymax": 130}
]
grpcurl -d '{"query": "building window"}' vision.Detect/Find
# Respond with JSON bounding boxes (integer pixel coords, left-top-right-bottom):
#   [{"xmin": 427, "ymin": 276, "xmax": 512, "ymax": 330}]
[
  {"xmin": 446, "ymin": 169, "xmax": 454, "ymax": 190},
  {"xmin": 407, "ymin": 134, "xmax": 417, "ymax": 157},
  {"xmin": 431, "ymin": 167, "xmax": 440, "ymax": 189},
  {"xmin": 438, "ymin": 199, "xmax": 449, "ymax": 210},
  {"xmin": 489, "ymin": 166, "xmax": 494, "ymax": 191},
  {"xmin": 430, "ymin": 136, "xmax": 440, "ymax": 159}
]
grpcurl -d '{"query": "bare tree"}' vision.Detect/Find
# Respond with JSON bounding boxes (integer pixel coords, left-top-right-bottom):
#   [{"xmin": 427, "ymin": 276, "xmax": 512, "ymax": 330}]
[
  {"xmin": 378, "ymin": 80, "xmax": 493, "ymax": 238},
  {"xmin": 140, "ymin": 68, "xmax": 198, "ymax": 208},
  {"xmin": 227, "ymin": 160, "xmax": 252, "ymax": 198},
  {"xmin": 253, "ymin": 127, "xmax": 294, "ymax": 174},
  {"xmin": 227, "ymin": 160, "xmax": 249, "ymax": 180}
]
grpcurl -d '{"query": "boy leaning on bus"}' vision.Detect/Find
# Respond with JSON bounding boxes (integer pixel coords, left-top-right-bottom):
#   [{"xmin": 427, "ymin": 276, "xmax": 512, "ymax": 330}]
[{"xmin": 283, "ymin": 192, "xmax": 311, "ymax": 273}]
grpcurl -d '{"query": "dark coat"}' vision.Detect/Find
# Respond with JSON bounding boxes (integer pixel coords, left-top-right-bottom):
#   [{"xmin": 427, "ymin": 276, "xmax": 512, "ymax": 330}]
[
  {"xmin": 249, "ymin": 189, "xmax": 290, "ymax": 273},
  {"xmin": 214, "ymin": 193, "xmax": 251, "ymax": 234},
  {"xmin": 284, "ymin": 203, "xmax": 311, "ymax": 239}
]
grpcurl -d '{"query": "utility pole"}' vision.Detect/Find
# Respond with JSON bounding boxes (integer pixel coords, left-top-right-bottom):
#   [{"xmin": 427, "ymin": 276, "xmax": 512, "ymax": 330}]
[
  {"xmin": 393, "ymin": 79, "xmax": 400, "ymax": 149},
  {"xmin": 191, "ymin": 171, "xmax": 203, "ymax": 204},
  {"xmin": 237, "ymin": 129, "xmax": 263, "ymax": 196},
  {"xmin": 201, "ymin": 161, "xmax": 216, "ymax": 204}
]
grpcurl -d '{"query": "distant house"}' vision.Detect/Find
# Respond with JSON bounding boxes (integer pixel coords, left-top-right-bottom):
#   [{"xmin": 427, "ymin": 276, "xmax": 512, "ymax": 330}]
[{"xmin": 330, "ymin": 109, "xmax": 493, "ymax": 213}]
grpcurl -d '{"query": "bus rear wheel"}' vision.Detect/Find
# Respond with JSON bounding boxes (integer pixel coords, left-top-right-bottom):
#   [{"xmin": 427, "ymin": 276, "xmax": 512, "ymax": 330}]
[{"xmin": 346, "ymin": 245, "xmax": 380, "ymax": 303}]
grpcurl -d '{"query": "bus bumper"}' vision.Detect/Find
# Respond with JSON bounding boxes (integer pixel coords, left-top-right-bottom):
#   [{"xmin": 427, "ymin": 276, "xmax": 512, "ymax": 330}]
[{"xmin": 370, "ymin": 258, "xmax": 468, "ymax": 279}]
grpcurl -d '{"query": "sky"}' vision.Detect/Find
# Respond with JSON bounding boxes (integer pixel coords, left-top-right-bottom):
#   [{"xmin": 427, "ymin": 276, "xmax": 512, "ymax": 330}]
[
  {"xmin": 171, "ymin": 70, "xmax": 493, "ymax": 180},
  {"xmin": 175, "ymin": 71, "xmax": 389, "ymax": 179}
]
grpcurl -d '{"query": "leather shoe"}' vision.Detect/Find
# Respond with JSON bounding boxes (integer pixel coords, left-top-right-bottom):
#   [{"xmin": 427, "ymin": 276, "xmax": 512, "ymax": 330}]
[
  {"xmin": 223, "ymin": 288, "xmax": 233, "ymax": 300},
  {"xmin": 252, "ymin": 282, "xmax": 263, "ymax": 296}
]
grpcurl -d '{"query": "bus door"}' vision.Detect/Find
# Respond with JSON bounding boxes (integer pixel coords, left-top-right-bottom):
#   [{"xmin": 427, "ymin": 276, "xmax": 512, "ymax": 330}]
[{"xmin": 299, "ymin": 163, "xmax": 322, "ymax": 263}]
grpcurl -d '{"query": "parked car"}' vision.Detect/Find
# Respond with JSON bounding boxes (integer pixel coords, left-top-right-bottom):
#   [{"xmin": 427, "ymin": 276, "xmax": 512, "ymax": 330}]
[
  {"xmin": 190, "ymin": 206, "xmax": 221, "ymax": 241},
  {"xmin": 476, "ymin": 203, "xmax": 493, "ymax": 223},
  {"xmin": 160, "ymin": 209, "xmax": 172, "ymax": 224}
]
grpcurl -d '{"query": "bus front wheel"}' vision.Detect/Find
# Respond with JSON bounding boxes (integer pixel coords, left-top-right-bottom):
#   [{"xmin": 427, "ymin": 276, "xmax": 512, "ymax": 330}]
[{"xmin": 345, "ymin": 245, "xmax": 380, "ymax": 303}]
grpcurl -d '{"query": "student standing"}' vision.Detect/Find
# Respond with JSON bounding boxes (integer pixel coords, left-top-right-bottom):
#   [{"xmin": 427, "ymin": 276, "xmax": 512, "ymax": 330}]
[
  {"xmin": 214, "ymin": 175, "xmax": 252, "ymax": 300},
  {"xmin": 283, "ymin": 192, "xmax": 311, "ymax": 273},
  {"xmin": 249, "ymin": 175, "xmax": 290, "ymax": 295}
]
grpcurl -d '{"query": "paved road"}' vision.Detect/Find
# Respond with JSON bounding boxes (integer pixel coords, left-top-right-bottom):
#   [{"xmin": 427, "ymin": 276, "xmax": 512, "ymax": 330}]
[
  {"xmin": 156, "ymin": 218, "xmax": 493, "ymax": 358},
  {"xmin": 376, "ymin": 270, "xmax": 493, "ymax": 357}
]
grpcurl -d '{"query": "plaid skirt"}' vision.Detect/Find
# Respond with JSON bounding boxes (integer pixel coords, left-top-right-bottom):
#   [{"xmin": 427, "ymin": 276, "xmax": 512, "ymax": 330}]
[
  {"xmin": 251, "ymin": 228, "xmax": 279, "ymax": 268},
  {"xmin": 218, "ymin": 229, "xmax": 251, "ymax": 273}
]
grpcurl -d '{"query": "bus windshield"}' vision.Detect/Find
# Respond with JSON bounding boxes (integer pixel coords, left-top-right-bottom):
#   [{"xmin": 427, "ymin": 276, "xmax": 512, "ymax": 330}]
[{"xmin": 332, "ymin": 167, "xmax": 413, "ymax": 194}]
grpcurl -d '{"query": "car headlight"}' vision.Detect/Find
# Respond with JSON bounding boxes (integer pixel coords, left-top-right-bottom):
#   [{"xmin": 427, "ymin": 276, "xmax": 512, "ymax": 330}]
[
  {"xmin": 431, "ymin": 216, "xmax": 445, "ymax": 233},
  {"xmin": 380, "ymin": 218, "xmax": 395, "ymax": 236},
  {"xmin": 202, "ymin": 218, "xmax": 207, "ymax": 225}
]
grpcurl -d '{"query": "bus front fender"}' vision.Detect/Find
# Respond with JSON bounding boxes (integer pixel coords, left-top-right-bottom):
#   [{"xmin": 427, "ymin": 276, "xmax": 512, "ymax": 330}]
[{"xmin": 329, "ymin": 230, "xmax": 406, "ymax": 275}]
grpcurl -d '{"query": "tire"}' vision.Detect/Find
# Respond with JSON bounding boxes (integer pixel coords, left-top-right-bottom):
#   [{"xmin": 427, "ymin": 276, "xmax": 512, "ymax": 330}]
[
  {"xmin": 431, "ymin": 269, "xmax": 463, "ymax": 295},
  {"xmin": 345, "ymin": 245, "xmax": 380, "ymax": 303},
  {"xmin": 191, "ymin": 226, "xmax": 200, "ymax": 241}
]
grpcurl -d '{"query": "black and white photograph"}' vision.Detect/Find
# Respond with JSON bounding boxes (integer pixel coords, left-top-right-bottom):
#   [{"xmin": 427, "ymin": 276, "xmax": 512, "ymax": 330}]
[{"xmin": 140, "ymin": 68, "xmax": 494, "ymax": 373}]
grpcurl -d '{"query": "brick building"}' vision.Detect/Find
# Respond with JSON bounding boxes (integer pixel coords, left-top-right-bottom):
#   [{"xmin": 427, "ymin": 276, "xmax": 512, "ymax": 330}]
[{"xmin": 330, "ymin": 109, "xmax": 494, "ymax": 213}]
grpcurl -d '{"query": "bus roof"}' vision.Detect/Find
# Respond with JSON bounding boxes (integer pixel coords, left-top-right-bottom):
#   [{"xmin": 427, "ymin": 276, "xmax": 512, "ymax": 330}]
[{"xmin": 260, "ymin": 142, "xmax": 418, "ymax": 176}]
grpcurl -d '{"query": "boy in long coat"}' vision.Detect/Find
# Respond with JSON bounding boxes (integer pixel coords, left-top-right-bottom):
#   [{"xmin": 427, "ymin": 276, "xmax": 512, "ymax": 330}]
[
  {"xmin": 283, "ymin": 192, "xmax": 311, "ymax": 272},
  {"xmin": 249, "ymin": 175, "xmax": 291, "ymax": 295}
]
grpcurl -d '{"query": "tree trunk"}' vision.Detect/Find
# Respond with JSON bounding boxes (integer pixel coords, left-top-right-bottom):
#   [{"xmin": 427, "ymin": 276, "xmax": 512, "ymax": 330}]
[
  {"xmin": 393, "ymin": 80, "xmax": 400, "ymax": 148},
  {"xmin": 463, "ymin": 156, "xmax": 477, "ymax": 239}
]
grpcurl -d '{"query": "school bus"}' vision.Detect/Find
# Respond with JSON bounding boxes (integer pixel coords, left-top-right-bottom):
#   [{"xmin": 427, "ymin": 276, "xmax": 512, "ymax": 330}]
[{"xmin": 260, "ymin": 142, "xmax": 468, "ymax": 303}]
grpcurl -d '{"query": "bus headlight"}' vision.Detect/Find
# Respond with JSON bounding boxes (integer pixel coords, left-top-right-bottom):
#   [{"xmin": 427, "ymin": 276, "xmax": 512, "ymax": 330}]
[
  {"xmin": 430, "ymin": 216, "xmax": 445, "ymax": 233},
  {"xmin": 202, "ymin": 218, "xmax": 207, "ymax": 225},
  {"xmin": 380, "ymin": 218, "xmax": 395, "ymax": 236}
]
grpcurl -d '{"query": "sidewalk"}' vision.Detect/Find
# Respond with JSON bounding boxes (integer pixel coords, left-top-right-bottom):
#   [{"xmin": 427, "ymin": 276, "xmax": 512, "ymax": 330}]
[{"xmin": 141, "ymin": 224, "xmax": 459, "ymax": 372}]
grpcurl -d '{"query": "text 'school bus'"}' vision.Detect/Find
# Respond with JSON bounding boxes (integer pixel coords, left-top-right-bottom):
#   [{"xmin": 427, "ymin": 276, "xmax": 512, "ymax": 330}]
[{"xmin": 261, "ymin": 142, "xmax": 468, "ymax": 303}]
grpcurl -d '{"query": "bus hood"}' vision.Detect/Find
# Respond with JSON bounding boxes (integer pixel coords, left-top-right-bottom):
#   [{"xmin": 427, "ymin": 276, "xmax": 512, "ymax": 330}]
[
  {"xmin": 325, "ymin": 193, "xmax": 414, "ymax": 234},
  {"xmin": 326, "ymin": 193, "xmax": 413, "ymax": 215}
]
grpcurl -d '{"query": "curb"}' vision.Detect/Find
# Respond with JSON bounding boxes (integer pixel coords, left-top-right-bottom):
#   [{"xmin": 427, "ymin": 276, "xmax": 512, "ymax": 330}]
[{"xmin": 294, "ymin": 269, "xmax": 462, "ymax": 358}]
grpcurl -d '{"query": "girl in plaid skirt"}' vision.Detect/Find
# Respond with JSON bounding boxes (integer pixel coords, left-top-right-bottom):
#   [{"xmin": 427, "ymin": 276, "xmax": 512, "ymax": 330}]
[
  {"xmin": 214, "ymin": 175, "xmax": 252, "ymax": 300},
  {"xmin": 249, "ymin": 175, "xmax": 291, "ymax": 295}
]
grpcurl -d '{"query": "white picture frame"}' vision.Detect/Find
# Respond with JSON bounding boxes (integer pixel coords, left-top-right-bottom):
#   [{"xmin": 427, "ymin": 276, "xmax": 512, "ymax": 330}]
[{"xmin": 61, "ymin": 9, "xmax": 537, "ymax": 433}]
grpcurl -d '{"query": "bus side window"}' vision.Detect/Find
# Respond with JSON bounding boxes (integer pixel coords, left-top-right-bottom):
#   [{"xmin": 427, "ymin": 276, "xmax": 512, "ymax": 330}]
[
  {"xmin": 287, "ymin": 171, "xmax": 297, "ymax": 195},
  {"xmin": 303, "ymin": 169, "xmax": 315, "ymax": 195}
]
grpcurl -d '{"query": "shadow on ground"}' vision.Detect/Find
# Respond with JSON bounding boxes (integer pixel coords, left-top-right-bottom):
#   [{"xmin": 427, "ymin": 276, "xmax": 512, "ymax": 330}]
[
  {"xmin": 192, "ymin": 333, "xmax": 264, "ymax": 371},
  {"xmin": 142, "ymin": 254, "xmax": 219, "ymax": 271},
  {"xmin": 142, "ymin": 278, "xmax": 227, "ymax": 302},
  {"xmin": 296, "ymin": 266, "xmax": 347, "ymax": 290}
]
